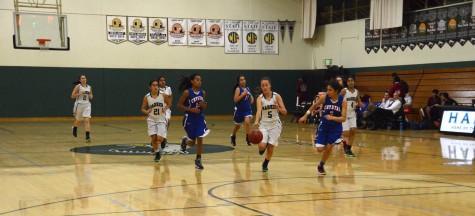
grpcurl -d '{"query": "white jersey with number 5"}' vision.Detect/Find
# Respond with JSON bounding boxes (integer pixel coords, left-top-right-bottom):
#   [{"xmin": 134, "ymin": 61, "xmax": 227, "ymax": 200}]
[
  {"xmin": 344, "ymin": 87, "xmax": 358, "ymax": 117},
  {"xmin": 146, "ymin": 92, "xmax": 166, "ymax": 123},
  {"xmin": 260, "ymin": 92, "xmax": 281, "ymax": 127},
  {"xmin": 76, "ymin": 84, "xmax": 91, "ymax": 104}
]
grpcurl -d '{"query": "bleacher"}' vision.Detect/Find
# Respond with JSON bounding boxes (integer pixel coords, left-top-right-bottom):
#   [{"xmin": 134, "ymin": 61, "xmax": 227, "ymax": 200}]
[{"xmin": 356, "ymin": 68, "xmax": 475, "ymax": 121}]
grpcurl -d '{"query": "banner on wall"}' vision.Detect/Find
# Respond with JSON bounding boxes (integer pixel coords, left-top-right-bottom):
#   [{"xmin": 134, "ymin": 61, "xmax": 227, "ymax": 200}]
[
  {"xmin": 400, "ymin": 25, "xmax": 408, "ymax": 51},
  {"xmin": 372, "ymin": 29, "xmax": 380, "ymax": 53},
  {"xmin": 390, "ymin": 27, "xmax": 400, "ymax": 52},
  {"xmin": 364, "ymin": 19, "xmax": 372, "ymax": 54},
  {"xmin": 127, "ymin": 16, "xmax": 147, "ymax": 45},
  {"xmin": 407, "ymin": 14, "xmax": 418, "ymax": 50},
  {"xmin": 107, "ymin": 16, "xmax": 127, "ymax": 44},
  {"xmin": 426, "ymin": 10, "xmax": 437, "ymax": 49},
  {"xmin": 381, "ymin": 28, "xmax": 391, "ymax": 52},
  {"xmin": 148, "ymin": 17, "xmax": 168, "ymax": 45},
  {"xmin": 224, "ymin": 20, "xmax": 243, "ymax": 53},
  {"xmin": 470, "ymin": 13, "xmax": 475, "ymax": 45},
  {"xmin": 457, "ymin": 4, "xmax": 471, "ymax": 46},
  {"xmin": 243, "ymin": 20, "xmax": 261, "ymax": 53},
  {"xmin": 417, "ymin": 11, "xmax": 427, "ymax": 49},
  {"xmin": 168, "ymin": 18, "xmax": 187, "ymax": 46},
  {"xmin": 436, "ymin": 8, "xmax": 448, "ymax": 48},
  {"xmin": 206, "ymin": 19, "xmax": 224, "ymax": 46},
  {"xmin": 261, "ymin": 21, "xmax": 279, "ymax": 55},
  {"xmin": 187, "ymin": 19, "xmax": 206, "ymax": 46},
  {"xmin": 447, "ymin": 6, "xmax": 458, "ymax": 47}
]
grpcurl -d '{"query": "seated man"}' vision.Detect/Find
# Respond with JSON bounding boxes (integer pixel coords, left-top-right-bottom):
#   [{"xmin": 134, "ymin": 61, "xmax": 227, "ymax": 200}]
[
  {"xmin": 359, "ymin": 92, "xmax": 390, "ymax": 129},
  {"xmin": 368, "ymin": 92, "xmax": 402, "ymax": 130}
]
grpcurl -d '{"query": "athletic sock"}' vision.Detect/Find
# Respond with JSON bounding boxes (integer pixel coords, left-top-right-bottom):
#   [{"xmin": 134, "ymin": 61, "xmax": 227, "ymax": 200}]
[
  {"xmin": 263, "ymin": 159, "xmax": 270, "ymax": 167},
  {"xmin": 196, "ymin": 155, "xmax": 201, "ymax": 160},
  {"xmin": 85, "ymin": 131, "xmax": 90, "ymax": 139},
  {"xmin": 319, "ymin": 161, "xmax": 325, "ymax": 167}
]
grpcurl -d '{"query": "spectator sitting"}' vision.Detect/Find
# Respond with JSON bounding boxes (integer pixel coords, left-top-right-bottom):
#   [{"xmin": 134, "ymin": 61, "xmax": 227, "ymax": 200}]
[
  {"xmin": 425, "ymin": 89, "xmax": 441, "ymax": 122},
  {"xmin": 296, "ymin": 76, "xmax": 307, "ymax": 104},
  {"xmin": 439, "ymin": 93, "xmax": 458, "ymax": 106},
  {"xmin": 359, "ymin": 92, "xmax": 390, "ymax": 129},
  {"xmin": 360, "ymin": 92, "xmax": 371, "ymax": 103},
  {"xmin": 368, "ymin": 92, "xmax": 402, "ymax": 130}
]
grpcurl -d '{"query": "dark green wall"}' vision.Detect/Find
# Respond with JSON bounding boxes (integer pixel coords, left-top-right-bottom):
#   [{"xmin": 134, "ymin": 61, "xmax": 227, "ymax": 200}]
[{"xmin": 0, "ymin": 66, "xmax": 319, "ymax": 117}]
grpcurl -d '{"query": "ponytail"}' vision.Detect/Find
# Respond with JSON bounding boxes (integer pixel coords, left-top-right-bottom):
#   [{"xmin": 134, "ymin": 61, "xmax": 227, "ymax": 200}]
[
  {"xmin": 72, "ymin": 75, "xmax": 85, "ymax": 85},
  {"xmin": 179, "ymin": 73, "xmax": 199, "ymax": 93}
]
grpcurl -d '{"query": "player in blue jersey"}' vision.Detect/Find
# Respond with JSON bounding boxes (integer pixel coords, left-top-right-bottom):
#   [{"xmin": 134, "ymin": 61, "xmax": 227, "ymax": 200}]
[
  {"xmin": 231, "ymin": 75, "xmax": 254, "ymax": 147},
  {"xmin": 299, "ymin": 79, "xmax": 347, "ymax": 175},
  {"xmin": 177, "ymin": 74, "xmax": 210, "ymax": 169}
]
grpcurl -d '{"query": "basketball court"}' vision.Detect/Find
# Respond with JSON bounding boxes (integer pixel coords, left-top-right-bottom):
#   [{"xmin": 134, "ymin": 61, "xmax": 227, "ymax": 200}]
[
  {"xmin": 1, "ymin": 0, "xmax": 475, "ymax": 215},
  {"xmin": 0, "ymin": 117, "xmax": 474, "ymax": 215}
]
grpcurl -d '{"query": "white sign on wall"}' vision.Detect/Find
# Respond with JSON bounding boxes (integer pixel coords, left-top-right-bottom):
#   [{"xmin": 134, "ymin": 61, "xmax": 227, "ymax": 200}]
[
  {"xmin": 148, "ymin": 17, "xmax": 168, "ymax": 45},
  {"xmin": 206, "ymin": 19, "xmax": 224, "ymax": 47},
  {"xmin": 168, "ymin": 18, "xmax": 187, "ymax": 46},
  {"xmin": 243, "ymin": 20, "xmax": 261, "ymax": 53},
  {"xmin": 188, "ymin": 19, "xmax": 206, "ymax": 46},
  {"xmin": 261, "ymin": 21, "xmax": 279, "ymax": 55},
  {"xmin": 224, "ymin": 20, "xmax": 243, "ymax": 53},
  {"xmin": 127, "ymin": 16, "xmax": 147, "ymax": 45}
]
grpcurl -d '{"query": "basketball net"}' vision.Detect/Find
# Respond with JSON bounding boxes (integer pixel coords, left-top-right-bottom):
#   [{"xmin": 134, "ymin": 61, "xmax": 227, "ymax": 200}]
[{"xmin": 37, "ymin": 38, "xmax": 51, "ymax": 51}]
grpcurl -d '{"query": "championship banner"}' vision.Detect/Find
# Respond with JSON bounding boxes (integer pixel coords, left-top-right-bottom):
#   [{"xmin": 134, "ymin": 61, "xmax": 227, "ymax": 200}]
[
  {"xmin": 381, "ymin": 28, "xmax": 391, "ymax": 52},
  {"xmin": 470, "ymin": 13, "xmax": 475, "ymax": 45},
  {"xmin": 417, "ymin": 11, "xmax": 427, "ymax": 49},
  {"xmin": 243, "ymin": 20, "xmax": 261, "ymax": 53},
  {"xmin": 206, "ymin": 19, "xmax": 224, "ymax": 46},
  {"xmin": 436, "ymin": 8, "xmax": 448, "ymax": 48},
  {"xmin": 148, "ymin": 17, "xmax": 167, "ymax": 45},
  {"xmin": 390, "ymin": 27, "xmax": 400, "ymax": 52},
  {"xmin": 426, "ymin": 10, "xmax": 437, "ymax": 49},
  {"xmin": 261, "ymin": 21, "xmax": 279, "ymax": 55},
  {"xmin": 456, "ymin": 4, "xmax": 471, "ymax": 46},
  {"xmin": 107, "ymin": 15, "xmax": 126, "ymax": 44},
  {"xmin": 188, "ymin": 19, "xmax": 206, "ymax": 46},
  {"xmin": 365, "ymin": 19, "xmax": 372, "ymax": 54},
  {"xmin": 224, "ymin": 20, "xmax": 243, "ymax": 53},
  {"xmin": 168, "ymin": 18, "xmax": 187, "ymax": 46},
  {"xmin": 447, "ymin": 6, "xmax": 458, "ymax": 47},
  {"xmin": 407, "ymin": 14, "xmax": 418, "ymax": 50},
  {"xmin": 127, "ymin": 16, "xmax": 147, "ymax": 45},
  {"xmin": 400, "ymin": 25, "xmax": 408, "ymax": 51},
  {"xmin": 372, "ymin": 29, "xmax": 380, "ymax": 53}
]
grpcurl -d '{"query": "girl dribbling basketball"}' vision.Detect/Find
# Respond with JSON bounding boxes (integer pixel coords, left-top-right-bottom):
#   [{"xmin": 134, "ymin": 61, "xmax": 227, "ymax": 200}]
[
  {"xmin": 253, "ymin": 77, "xmax": 287, "ymax": 172},
  {"xmin": 71, "ymin": 75, "xmax": 93, "ymax": 142}
]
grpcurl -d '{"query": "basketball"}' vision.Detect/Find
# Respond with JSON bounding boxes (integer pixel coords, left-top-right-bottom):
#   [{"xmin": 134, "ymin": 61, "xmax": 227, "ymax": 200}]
[{"xmin": 249, "ymin": 129, "xmax": 263, "ymax": 144}]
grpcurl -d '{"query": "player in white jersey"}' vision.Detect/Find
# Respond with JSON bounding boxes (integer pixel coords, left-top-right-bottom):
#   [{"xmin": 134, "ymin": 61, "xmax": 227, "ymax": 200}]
[
  {"xmin": 253, "ymin": 77, "xmax": 287, "ymax": 172},
  {"xmin": 141, "ymin": 79, "xmax": 171, "ymax": 162},
  {"xmin": 340, "ymin": 76, "xmax": 365, "ymax": 157},
  {"xmin": 71, "ymin": 75, "xmax": 93, "ymax": 142},
  {"xmin": 158, "ymin": 76, "xmax": 172, "ymax": 149}
]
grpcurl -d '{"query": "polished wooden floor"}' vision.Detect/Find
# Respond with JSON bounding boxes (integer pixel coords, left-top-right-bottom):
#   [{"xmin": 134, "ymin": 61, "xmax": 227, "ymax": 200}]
[{"xmin": 1, "ymin": 116, "xmax": 474, "ymax": 215}]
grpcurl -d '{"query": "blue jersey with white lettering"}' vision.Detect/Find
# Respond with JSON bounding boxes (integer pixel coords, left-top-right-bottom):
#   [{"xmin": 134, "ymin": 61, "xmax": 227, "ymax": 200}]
[
  {"xmin": 184, "ymin": 88, "xmax": 204, "ymax": 116},
  {"xmin": 320, "ymin": 94, "xmax": 344, "ymax": 129},
  {"xmin": 235, "ymin": 86, "xmax": 252, "ymax": 112}
]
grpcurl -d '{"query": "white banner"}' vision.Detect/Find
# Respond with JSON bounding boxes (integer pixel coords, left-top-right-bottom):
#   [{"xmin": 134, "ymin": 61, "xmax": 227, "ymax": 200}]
[
  {"xmin": 206, "ymin": 19, "xmax": 224, "ymax": 46},
  {"xmin": 168, "ymin": 18, "xmax": 187, "ymax": 46},
  {"xmin": 440, "ymin": 110, "xmax": 475, "ymax": 134},
  {"xmin": 127, "ymin": 17, "xmax": 147, "ymax": 45},
  {"xmin": 148, "ymin": 17, "xmax": 168, "ymax": 45},
  {"xmin": 188, "ymin": 19, "xmax": 206, "ymax": 46},
  {"xmin": 106, "ymin": 16, "xmax": 127, "ymax": 44},
  {"xmin": 224, "ymin": 20, "xmax": 243, "ymax": 53},
  {"xmin": 243, "ymin": 20, "xmax": 261, "ymax": 53},
  {"xmin": 261, "ymin": 21, "xmax": 279, "ymax": 54}
]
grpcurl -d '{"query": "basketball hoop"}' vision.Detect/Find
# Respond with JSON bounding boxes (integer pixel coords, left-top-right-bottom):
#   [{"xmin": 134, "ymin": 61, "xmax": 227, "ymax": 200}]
[{"xmin": 37, "ymin": 38, "xmax": 51, "ymax": 51}]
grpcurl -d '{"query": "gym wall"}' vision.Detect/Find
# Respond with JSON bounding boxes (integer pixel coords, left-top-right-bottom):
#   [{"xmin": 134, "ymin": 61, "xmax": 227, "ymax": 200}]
[
  {"xmin": 313, "ymin": 19, "xmax": 475, "ymax": 70},
  {"xmin": 0, "ymin": 0, "xmax": 318, "ymax": 117}
]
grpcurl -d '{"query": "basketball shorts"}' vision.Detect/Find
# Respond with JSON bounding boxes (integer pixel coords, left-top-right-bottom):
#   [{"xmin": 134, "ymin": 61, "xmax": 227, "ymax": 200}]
[
  {"xmin": 183, "ymin": 114, "xmax": 210, "ymax": 140},
  {"xmin": 259, "ymin": 122, "xmax": 282, "ymax": 146},
  {"xmin": 147, "ymin": 118, "xmax": 167, "ymax": 137},
  {"xmin": 73, "ymin": 103, "xmax": 91, "ymax": 120},
  {"xmin": 342, "ymin": 116, "xmax": 357, "ymax": 131},
  {"xmin": 233, "ymin": 109, "xmax": 252, "ymax": 124},
  {"xmin": 315, "ymin": 126, "xmax": 343, "ymax": 148}
]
